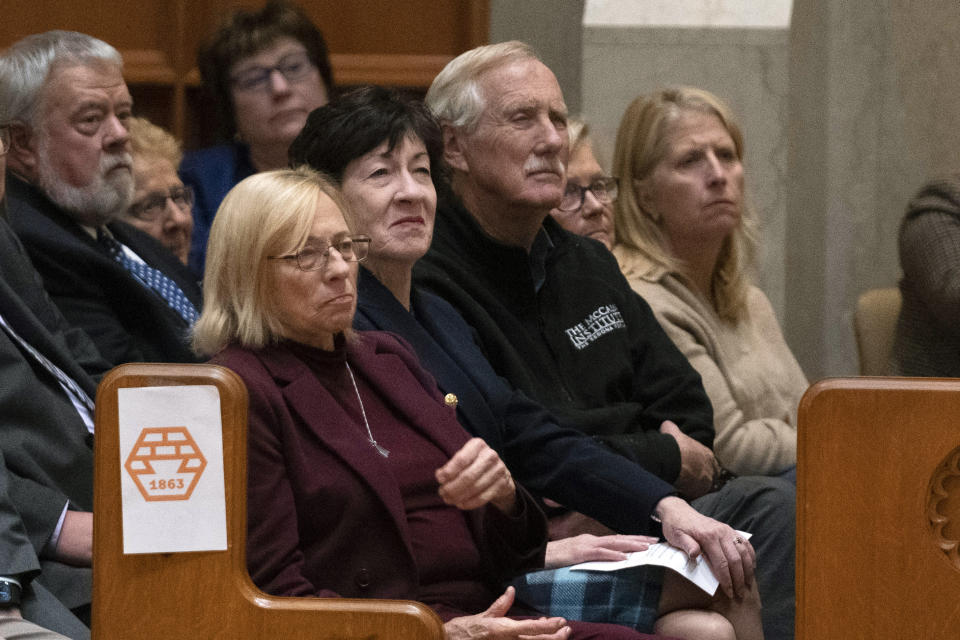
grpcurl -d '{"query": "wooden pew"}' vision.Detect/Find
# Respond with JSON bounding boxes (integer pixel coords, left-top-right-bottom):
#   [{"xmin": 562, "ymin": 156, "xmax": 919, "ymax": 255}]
[
  {"xmin": 796, "ymin": 377, "xmax": 960, "ymax": 639},
  {"xmin": 92, "ymin": 363, "xmax": 443, "ymax": 639}
]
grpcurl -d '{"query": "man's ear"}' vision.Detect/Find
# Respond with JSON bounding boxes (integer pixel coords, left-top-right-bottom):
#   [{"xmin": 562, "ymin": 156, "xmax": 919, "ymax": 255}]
[
  {"xmin": 6, "ymin": 122, "xmax": 40, "ymax": 181},
  {"xmin": 442, "ymin": 124, "xmax": 470, "ymax": 174}
]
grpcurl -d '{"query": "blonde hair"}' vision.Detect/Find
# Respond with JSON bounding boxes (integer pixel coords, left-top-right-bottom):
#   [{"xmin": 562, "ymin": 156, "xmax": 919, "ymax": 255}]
[
  {"xmin": 566, "ymin": 117, "xmax": 589, "ymax": 153},
  {"xmin": 426, "ymin": 40, "xmax": 538, "ymax": 131},
  {"xmin": 128, "ymin": 116, "xmax": 182, "ymax": 168},
  {"xmin": 192, "ymin": 166, "xmax": 351, "ymax": 355},
  {"xmin": 611, "ymin": 87, "xmax": 757, "ymax": 321}
]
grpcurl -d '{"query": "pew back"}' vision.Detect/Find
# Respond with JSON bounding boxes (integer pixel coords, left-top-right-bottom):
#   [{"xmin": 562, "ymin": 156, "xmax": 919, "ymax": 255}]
[
  {"xmin": 797, "ymin": 377, "xmax": 960, "ymax": 639},
  {"xmin": 92, "ymin": 362, "xmax": 443, "ymax": 639}
]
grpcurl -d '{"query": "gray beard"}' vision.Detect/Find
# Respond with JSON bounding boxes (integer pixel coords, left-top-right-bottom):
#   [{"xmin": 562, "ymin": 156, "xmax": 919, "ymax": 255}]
[{"xmin": 35, "ymin": 141, "xmax": 134, "ymax": 228}]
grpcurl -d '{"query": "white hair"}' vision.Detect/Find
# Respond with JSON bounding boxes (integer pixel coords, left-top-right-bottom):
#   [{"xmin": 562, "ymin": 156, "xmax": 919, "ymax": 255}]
[
  {"xmin": 0, "ymin": 30, "xmax": 122, "ymax": 127},
  {"xmin": 34, "ymin": 135, "xmax": 133, "ymax": 226},
  {"xmin": 425, "ymin": 41, "xmax": 539, "ymax": 132}
]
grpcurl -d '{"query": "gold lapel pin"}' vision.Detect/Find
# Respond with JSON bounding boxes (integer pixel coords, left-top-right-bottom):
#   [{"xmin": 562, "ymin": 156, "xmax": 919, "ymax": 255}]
[{"xmin": 444, "ymin": 393, "xmax": 458, "ymax": 408}]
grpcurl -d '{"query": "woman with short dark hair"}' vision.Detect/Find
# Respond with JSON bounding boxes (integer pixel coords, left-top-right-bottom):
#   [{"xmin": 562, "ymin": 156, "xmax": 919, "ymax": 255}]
[
  {"xmin": 180, "ymin": 1, "xmax": 332, "ymax": 276},
  {"xmin": 289, "ymin": 86, "xmax": 765, "ymax": 640}
]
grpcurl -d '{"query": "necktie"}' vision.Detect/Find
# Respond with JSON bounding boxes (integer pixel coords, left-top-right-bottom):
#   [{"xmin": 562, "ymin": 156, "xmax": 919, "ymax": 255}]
[
  {"xmin": 97, "ymin": 230, "xmax": 199, "ymax": 325},
  {"xmin": 0, "ymin": 310, "xmax": 96, "ymax": 433}
]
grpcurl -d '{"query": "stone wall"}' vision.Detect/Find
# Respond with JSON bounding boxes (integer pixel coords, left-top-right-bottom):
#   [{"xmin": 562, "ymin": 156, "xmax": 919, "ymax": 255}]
[{"xmin": 786, "ymin": 0, "xmax": 960, "ymax": 377}]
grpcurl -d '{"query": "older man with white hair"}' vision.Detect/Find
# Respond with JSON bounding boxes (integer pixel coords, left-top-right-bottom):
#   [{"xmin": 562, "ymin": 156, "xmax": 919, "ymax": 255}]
[
  {"xmin": 416, "ymin": 41, "xmax": 796, "ymax": 640},
  {"xmin": 0, "ymin": 31, "xmax": 201, "ymax": 367}
]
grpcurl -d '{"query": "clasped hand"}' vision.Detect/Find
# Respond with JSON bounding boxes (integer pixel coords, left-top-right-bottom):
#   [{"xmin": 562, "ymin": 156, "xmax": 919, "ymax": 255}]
[
  {"xmin": 660, "ymin": 420, "xmax": 720, "ymax": 499},
  {"xmin": 436, "ymin": 438, "xmax": 517, "ymax": 513}
]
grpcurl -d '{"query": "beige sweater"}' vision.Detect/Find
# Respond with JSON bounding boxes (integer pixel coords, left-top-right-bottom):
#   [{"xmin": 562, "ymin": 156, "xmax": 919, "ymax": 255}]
[{"xmin": 615, "ymin": 246, "xmax": 807, "ymax": 476}]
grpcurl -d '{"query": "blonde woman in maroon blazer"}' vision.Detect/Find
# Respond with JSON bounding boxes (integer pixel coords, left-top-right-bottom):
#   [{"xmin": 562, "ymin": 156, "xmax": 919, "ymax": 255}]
[{"xmin": 192, "ymin": 167, "xmax": 667, "ymax": 640}]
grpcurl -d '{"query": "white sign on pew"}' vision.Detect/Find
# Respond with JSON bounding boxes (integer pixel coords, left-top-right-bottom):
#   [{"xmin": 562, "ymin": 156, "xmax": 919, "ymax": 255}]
[{"xmin": 118, "ymin": 385, "xmax": 227, "ymax": 554}]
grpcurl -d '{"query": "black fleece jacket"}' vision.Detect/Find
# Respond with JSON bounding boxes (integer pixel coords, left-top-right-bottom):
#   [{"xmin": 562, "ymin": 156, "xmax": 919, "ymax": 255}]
[{"xmin": 415, "ymin": 196, "xmax": 714, "ymax": 484}]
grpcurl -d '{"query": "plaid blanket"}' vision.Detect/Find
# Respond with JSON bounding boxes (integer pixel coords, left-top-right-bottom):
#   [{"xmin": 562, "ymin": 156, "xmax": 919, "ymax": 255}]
[{"xmin": 511, "ymin": 565, "xmax": 664, "ymax": 633}]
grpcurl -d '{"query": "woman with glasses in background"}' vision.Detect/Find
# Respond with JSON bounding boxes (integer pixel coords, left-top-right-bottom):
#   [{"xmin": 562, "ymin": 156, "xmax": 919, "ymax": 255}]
[
  {"xmin": 180, "ymin": 1, "xmax": 333, "ymax": 277},
  {"xmin": 608, "ymin": 87, "xmax": 805, "ymax": 481},
  {"xmin": 549, "ymin": 119, "xmax": 618, "ymax": 251},
  {"xmin": 125, "ymin": 117, "xmax": 194, "ymax": 265}
]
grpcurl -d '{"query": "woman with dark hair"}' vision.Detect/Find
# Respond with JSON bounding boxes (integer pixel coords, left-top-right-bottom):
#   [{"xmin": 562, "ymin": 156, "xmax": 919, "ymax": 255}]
[
  {"xmin": 180, "ymin": 0, "xmax": 333, "ymax": 276},
  {"xmin": 289, "ymin": 86, "xmax": 764, "ymax": 640}
]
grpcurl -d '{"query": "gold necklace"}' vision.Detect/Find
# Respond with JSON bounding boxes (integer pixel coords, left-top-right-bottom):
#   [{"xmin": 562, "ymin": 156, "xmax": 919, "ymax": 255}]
[{"xmin": 345, "ymin": 361, "xmax": 390, "ymax": 458}]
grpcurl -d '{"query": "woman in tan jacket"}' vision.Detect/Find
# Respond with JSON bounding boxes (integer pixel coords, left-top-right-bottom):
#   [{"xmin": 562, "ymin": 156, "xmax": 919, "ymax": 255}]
[{"xmin": 557, "ymin": 89, "xmax": 805, "ymax": 479}]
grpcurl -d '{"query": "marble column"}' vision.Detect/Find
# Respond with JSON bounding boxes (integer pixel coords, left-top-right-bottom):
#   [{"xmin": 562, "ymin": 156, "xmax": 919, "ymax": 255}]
[
  {"xmin": 786, "ymin": 0, "xmax": 960, "ymax": 377},
  {"xmin": 489, "ymin": 0, "xmax": 586, "ymax": 114},
  {"xmin": 579, "ymin": 1, "xmax": 792, "ymax": 325}
]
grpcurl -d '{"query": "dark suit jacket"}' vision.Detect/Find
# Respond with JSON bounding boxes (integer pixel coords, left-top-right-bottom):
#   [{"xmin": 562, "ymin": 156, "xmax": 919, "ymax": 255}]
[
  {"xmin": 0, "ymin": 213, "xmax": 100, "ymax": 634},
  {"xmin": 211, "ymin": 332, "xmax": 545, "ymax": 618},
  {"xmin": 890, "ymin": 174, "xmax": 960, "ymax": 375},
  {"xmin": 0, "ymin": 453, "xmax": 90, "ymax": 639},
  {"xmin": 354, "ymin": 267, "xmax": 674, "ymax": 534},
  {"xmin": 5, "ymin": 174, "xmax": 202, "ymax": 367}
]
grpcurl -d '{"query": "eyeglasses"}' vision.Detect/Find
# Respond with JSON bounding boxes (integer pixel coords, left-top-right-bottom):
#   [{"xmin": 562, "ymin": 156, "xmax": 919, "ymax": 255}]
[
  {"xmin": 269, "ymin": 235, "xmax": 371, "ymax": 272},
  {"xmin": 0, "ymin": 125, "xmax": 10, "ymax": 156},
  {"xmin": 128, "ymin": 185, "xmax": 194, "ymax": 222},
  {"xmin": 557, "ymin": 177, "xmax": 619, "ymax": 213},
  {"xmin": 230, "ymin": 51, "xmax": 316, "ymax": 93}
]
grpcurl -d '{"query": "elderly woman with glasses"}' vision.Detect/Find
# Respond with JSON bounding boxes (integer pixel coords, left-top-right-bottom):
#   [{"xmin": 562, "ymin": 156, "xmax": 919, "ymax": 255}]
[
  {"xmin": 549, "ymin": 119, "xmax": 618, "ymax": 251},
  {"xmin": 194, "ymin": 166, "xmax": 672, "ymax": 640},
  {"xmin": 608, "ymin": 87, "xmax": 806, "ymax": 480},
  {"xmin": 125, "ymin": 117, "xmax": 194, "ymax": 265},
  {"xmin": 180, "ymin": 1, "xmax": 333, "ymax": 277}
]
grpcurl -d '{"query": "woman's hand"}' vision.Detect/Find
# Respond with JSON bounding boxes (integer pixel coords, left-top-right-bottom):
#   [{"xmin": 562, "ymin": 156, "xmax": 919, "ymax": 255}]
[
  {"xmin": 436, "ymin": 438, "xmax": 517, "ymax": 513},
  {"xmin": 655, "ymin": 496, "xmax": 756, "ymax": 599},
  {"xmin": 544, "ymin": 533, "xmax": 659, "ymax": 569},
  {"xmin": 444, "ymin": 586, "xmax": 571, "ymax": 640}
]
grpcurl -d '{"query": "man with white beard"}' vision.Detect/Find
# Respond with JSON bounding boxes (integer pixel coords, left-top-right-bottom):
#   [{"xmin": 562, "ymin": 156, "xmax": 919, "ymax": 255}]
[{"xmin": 0, "ymin": 31, "xmax": 202, "ymax": 367}]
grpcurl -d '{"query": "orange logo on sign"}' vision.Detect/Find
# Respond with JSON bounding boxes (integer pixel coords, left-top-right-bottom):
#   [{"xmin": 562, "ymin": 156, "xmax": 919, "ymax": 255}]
[{"xmin": 124, "ymin": 427, "xmax": 207, "ymax": 502}]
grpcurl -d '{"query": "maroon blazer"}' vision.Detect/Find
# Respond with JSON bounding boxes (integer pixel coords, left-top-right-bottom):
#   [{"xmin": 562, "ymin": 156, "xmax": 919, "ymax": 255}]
[{"xmin": 212, "ymin": 331, "xmax": 546, "ymax": 611}]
